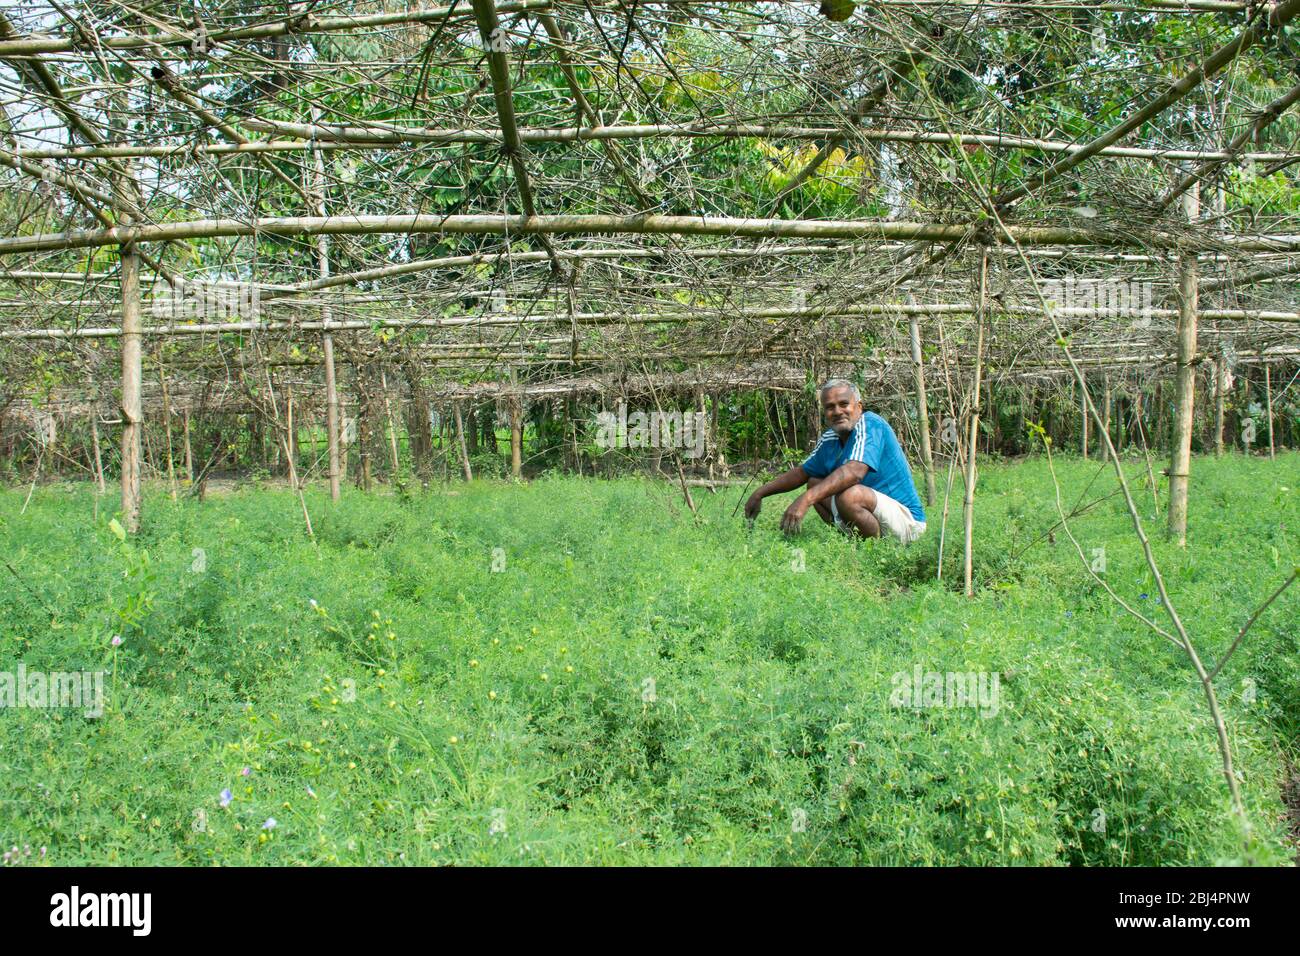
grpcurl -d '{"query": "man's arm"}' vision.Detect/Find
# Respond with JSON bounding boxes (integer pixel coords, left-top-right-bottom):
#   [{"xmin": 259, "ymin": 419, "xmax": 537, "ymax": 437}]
[
  {"xmin": 779, "ymin": 460, "xmax": 868, "ymax": 535},
  {"xmin": 744, "ymin": 465, "xmax": 809, "ymax": 520}
]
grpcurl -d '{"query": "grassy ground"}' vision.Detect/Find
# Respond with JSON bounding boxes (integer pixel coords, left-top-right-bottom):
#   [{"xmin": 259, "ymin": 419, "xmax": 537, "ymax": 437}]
[{"xmin": 1, "ymin": 452, "xmax": 1297, "ymax": 865}]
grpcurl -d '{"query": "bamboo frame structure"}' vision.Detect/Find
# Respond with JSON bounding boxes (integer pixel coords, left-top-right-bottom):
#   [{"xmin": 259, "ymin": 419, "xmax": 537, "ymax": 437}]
[{"xmin": 0, "ymin": 0, "xmax": 1295, "ymax": 542}]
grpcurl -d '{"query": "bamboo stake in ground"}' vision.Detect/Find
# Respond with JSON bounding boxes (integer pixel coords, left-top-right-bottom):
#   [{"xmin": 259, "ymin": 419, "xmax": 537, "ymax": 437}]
[
  {"xmin": 1214, "ymin": 350, "xmax": 1227, "ymax": 457},
  {"xmin": 262, "ymin": 364, "xmax": 314, "ymax": 540},
  {"xmin": 380, "ymin": 369, "xmax": 400, "ymax": 478},
  {"xmin": 182, "ymin": 408, "xmax": 194, "ymax": 484},
  {"xmin": 119, "ymin": 240, "xmax": 143, "ymax": 533},
  {"xmin": 1168, "ymin": 186, "xmax": 1200, "ymax": 547},
  {"xmin": 1079, "ymin": 376, "xmax": 1089, "ymax": 459},
  {"xmin": 454, "ymin": 401, "xmax": 473, "ymax": 482},
  {"xmin": 90, "ymin": 412, "xmax": 105, "ymax": 494},
  {"xmin": 934, "ymin": 312, "xmax": 961, "ymax": 584},
  {"xmin": 158, "ymin": 363, "xmax": 178, "ymax": 502},
  {"xmin": 311, "ymin": 106, "xmax": 341, "ymax": 502},
  {"xmin": 1102, "ymin": 374, "xmax": 1112, "ymax": 463},
  {"xmin": 1265, "ymin": 363, "xmax": 1275, "ymax": 459},
  {"xmin": 963, "ymin": 249, "xmax": 989, "ymax": 597},
  {"xmin": 508, "ymin": 370, "xmax": 523, "ymax": 481},
  {"xmin": 285, "ymin": 389, "xmax": 313, "ymax": 537},
  {"xmin": 908, "ymin": 305, "xmax": 937, "ymax": 505}
]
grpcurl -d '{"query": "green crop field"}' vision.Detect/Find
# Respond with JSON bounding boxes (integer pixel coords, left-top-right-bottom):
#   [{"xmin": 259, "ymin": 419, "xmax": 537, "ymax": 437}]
[{"xmin": 1, "ymin": 453, "xmax": 1297, "ymax": 866}]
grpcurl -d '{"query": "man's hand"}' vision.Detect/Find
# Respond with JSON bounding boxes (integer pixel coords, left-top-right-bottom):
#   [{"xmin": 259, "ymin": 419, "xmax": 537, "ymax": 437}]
[
  {"xmin": 744, "ymin": 492, "xmax": 763, "ymax": 522},
  {"xmin": 780, "ymin": 498, "xmax": 809, "ymax": 536}
]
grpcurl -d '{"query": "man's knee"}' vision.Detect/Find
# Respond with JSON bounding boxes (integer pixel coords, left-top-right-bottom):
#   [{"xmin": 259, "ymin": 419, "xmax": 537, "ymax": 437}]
[
  {"xmin": 832, "ymin": 487, "xmax": 881, "ymax": 537},
  {"xmin": 833, "ymin": 484, "xmax": 877, "ymax": 515}
]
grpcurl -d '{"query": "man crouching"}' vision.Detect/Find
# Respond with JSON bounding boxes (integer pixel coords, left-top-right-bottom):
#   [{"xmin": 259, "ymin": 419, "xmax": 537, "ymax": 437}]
[{"xmin": 744, "ymin": 380, "xmax": 927, "ymax": 543}]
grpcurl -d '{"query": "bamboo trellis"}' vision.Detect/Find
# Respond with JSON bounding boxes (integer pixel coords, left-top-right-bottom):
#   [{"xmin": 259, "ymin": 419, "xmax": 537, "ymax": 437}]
[{"xmin": 0, "ymin": 0, "xmax": 1296, "ymax": 543}]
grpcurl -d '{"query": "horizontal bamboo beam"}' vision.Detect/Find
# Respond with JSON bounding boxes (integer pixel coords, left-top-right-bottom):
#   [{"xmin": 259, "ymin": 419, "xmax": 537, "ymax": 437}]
[
  {"xmin": 6, "ymin": 303, "xmax": 1299, "ymax": 340},
  {"xmin": 4, "ymin": 213, "xmax": 1300, "ymax": 255},
  {"xmin": 4, "ymin": 248, "xmax": 1291, "ymax": 288},
  {"xmin": 234, "ymin": 118, "xmax": 1300, "ymax": 164},
  {"xmin": 0, "ymin": 1, "xmax": 554, "ymax": 57},
  {"xmin": 20, "ymin": 124, "xmax": 1300, "ymax": 165}
]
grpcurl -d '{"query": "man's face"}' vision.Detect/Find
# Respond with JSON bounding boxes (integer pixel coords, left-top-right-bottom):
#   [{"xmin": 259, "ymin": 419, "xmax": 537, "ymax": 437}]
[{"xmin": 821, "ymin": 386, "xmax": 863, "ymax": 437}]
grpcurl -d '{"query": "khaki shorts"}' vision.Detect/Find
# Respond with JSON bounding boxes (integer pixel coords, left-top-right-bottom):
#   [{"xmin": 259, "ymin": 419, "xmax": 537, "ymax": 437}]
[{"xmin": 831, "ymin": 488, "xmax": 927, "ymax": 545}]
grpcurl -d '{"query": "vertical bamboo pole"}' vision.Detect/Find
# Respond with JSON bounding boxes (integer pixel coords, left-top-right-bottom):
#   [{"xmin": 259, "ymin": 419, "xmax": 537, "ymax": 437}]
[
  {"xmin": 510, "ymin": 401, "xmax": 523, "ymax": 479},
  {"xmin": 454, "ymin": 401, "xmax": 473, "ymax": 482},
  {"xmin": 284, "ymin": 385, "xmax": 297, "ymax": 474},
  {"xmin": 182, "ymin": 408, "xmax": 194, "ymax": 483},
  {"xmin": 1079, "ymin": 376, "xmax": 1089, "ymax": 459},
  {"xmin": 934, "ymin": 313, "xmax": 958, "ymax": 584},
  {"xmin": 285, "ymin": 394, "xmax": 307, "ymax": 534},
  {"xmin": 1101, "ymin": 374, "xmax": 1112, "ymax": 463},
  {"xmin": 568, "ymin": 397, "xmax": 582, "ymax": 476},
  {"xmin": 119, "ymin": 240, "xmax": 142, "ymax": 532},
  {"xmin": 90, "ymin": 413, "xmax": 106, "ymax": 494},
  {"xmin": 1168, "ymin": 184, "xmax": 1199, "ymax": 547},
  {"xmin": 311, "ymin": 107, "xmax": 341, "ymax": 501},
  {"xmin": 264, "ymin": 365, "xmax": 313, "ymax": 539},
  {"xmin": 1214, "ymin": 350, "xmax": 1226, "ymax": 457},
  {"xmin": 380, "ymin": 369, "xmax": 400, "ymax": 477},
  {"xmin": 908, "ymin": 307, "xmax": 937, "ymax": 505},
  {"xmin": 1264, "ymin": 363, "xmax": 1275, "ymax": 460},
  {"xmin": 713, "ymin": 391, "xmax": 729, "ymax": 478},
  {"xmin": 142, "ymin": 415, "xmax": 158, "ymax": 481},
  {"xmin": 963, "ymin": 249, "xmax": 988, "ymax": 598},
  {"xmin": 158, "ymin": 363, "xmax": 178, "ymax": 501},
  {"xmin": 509, "ymin": 368, "xmax": 522, "ymax": 480}
]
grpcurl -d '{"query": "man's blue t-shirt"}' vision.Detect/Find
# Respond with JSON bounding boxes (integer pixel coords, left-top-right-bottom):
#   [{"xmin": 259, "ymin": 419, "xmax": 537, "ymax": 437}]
[{"xmin": 801, "ymin": 412, "xmax": 925, "ymax": 522}]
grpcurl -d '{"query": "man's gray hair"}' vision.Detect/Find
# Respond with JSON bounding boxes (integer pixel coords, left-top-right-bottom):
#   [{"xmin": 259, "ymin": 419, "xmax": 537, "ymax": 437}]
[{"xmin": 818, "ymin": 378, "xmax": 861, "ymax": 401}]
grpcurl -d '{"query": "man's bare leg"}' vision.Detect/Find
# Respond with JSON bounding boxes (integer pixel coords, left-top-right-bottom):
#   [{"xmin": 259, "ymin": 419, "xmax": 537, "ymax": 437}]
[{"xmin": 832, "ymin": 484, "xmax": 881, "ymax": 538}]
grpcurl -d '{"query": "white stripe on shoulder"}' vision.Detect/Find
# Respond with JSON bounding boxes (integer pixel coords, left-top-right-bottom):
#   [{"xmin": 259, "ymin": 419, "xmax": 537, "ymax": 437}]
[{"xmin": 808, "ymin": 429, "xmax": 835, "ymax": 454}]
